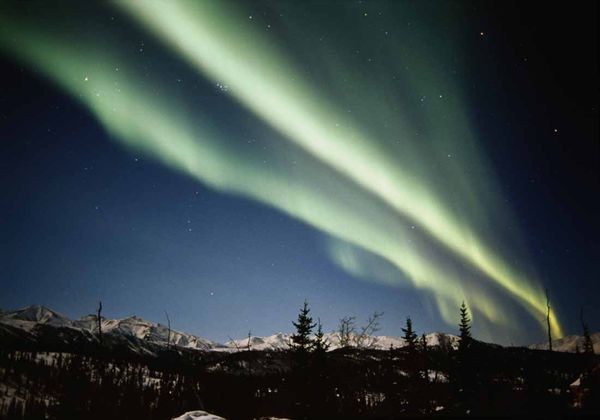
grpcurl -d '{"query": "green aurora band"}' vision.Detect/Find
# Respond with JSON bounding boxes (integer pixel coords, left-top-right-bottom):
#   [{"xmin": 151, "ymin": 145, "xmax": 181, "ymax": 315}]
[{"xmin": 0, "ymin": 1, "xmax": 562, "ymax": 340}]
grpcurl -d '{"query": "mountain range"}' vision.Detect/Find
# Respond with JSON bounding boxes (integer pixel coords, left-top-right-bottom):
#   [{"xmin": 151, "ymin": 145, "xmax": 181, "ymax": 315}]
[
  {"xmin": 1, "ymin": 305, "xmax": 598, "ymax": 356},
  {"xmin": 528, "ymin": 332, "xmax": 600, "ymax": 353}
]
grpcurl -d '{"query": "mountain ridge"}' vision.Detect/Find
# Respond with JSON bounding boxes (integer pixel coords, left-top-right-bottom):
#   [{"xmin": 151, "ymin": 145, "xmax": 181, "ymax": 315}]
[
  {"xmin": 528, "ymin": 332, "xmax": 600, "ymax": 353},
  {"xmin": 0, "ymin": 305, "xmax": 461, "ymax": 354},
  {"xmin": 1, "ymin": 305, "xmax": 598, "ymax": 355}
]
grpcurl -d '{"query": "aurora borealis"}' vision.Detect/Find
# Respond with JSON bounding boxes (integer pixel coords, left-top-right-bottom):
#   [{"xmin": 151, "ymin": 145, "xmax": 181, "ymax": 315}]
[{"xmin": 0, "ymin": 1, "xmax": 597, "ymax": 344}]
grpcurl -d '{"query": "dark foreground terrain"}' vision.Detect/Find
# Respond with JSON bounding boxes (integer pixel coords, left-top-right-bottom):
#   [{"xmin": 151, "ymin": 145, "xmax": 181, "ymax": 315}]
[{"xmin": 0, "ymin": 338, "xmax": 598, "ymax": 419}]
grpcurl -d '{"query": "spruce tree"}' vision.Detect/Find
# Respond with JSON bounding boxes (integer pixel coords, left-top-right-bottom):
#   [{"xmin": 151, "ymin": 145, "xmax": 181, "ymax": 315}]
[
  {"xmin": 582, "ymin": 322, "xmax": 594, "ymax": 355},
  {"xmin": 313, "ymin": 318, "xmax": 330, "ymax": 355},
  {"xmin": 581, "ymin": 307, "xmax": 595, "ymax": 354},
  {"xmin": 291, "ymin": 300, "xmax": 316, "ymax": 354},
  {"xmin": 401, "ymin": 317, "xmax": 419, "ymax": 385},
  {"xmin": 457, "ymin": 301, "xmax": 476, "ymax": 407},
  {"xmin": 458, "ymin": 301, "xmax": 472, "ymax": 352},
  {"xmin": 97, "ymin": 301, "xmax": 103, "ymax": 345},
  {"xmin": 420, "ymin": 333, "xmax": 429, "ymax": 381},
  {"xmin": 402, "ymin": 317, "xmax": 418, "ymax": 352},
  {"xmin": 420, "ymin": 333, "xmax": 428, "ymax": 353}
]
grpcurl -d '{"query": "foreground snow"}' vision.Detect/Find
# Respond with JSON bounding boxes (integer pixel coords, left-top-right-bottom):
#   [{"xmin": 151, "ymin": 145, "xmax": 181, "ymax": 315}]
[{"xmin": 172, "ymin": 410, "xmax": 225, "ymax": 420}]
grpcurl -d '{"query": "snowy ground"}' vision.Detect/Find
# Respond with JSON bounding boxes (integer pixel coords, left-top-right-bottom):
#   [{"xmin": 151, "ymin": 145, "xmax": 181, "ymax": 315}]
[{"xmin": 172, "ymin": 410, "xmax": 226, "ymax": 420}]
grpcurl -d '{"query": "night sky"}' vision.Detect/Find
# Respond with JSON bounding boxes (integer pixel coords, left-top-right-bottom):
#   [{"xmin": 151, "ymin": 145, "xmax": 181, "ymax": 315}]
[{"xmin": 0, "ymin": 1, "xmax": 597, "ymax": 346}]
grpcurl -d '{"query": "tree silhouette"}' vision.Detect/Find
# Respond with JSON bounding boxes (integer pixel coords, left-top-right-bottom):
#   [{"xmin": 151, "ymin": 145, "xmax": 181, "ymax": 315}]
[
  {"xmin": 419, "ymin": 333, "xmax": 428, "ymax": 353},
  {"xmin": 313, "ymin": 318, "xmax": 330, "ymax": 355},
  {"xmin": 97, "ymin": 301, "xmax": 103, "ymax": 345},
  {"xmin": 291, "ymin": 300, "xmax": 316, "ymax": 354},
  {"xmin": 458, "ymin": 301, "xmax": 472, "ymax": 353},
  {"xmin": 457, "ymin": 301, "xmax": 476, "ymax": 412},
  {"xmin": 336, "ymin": 316, "xmax": 356, "ymax": 348},
  {"xmin": 545, "ymin": 289, "xmax": 553, "ymax": 351},
  {"xmin": 164, "ymin": 310, "xmax": 171, "ymax": 350},
  {"xmin": 401, "ymin": 317, "xmax": 418, "ymax": 352},
  {"xmin": 419, "ymin": 333, "xmax": 429, "ymax": 380},
  {"xmin": 581, "ymin": 308, "xmax": 594, "ymax": 354},
  {"xmin": 354, "ymin": 311, "xmax": 383, "ymax": 349},
  {"xmin": 290, "ymin": 300, "xmax": 317, "ymax": 418}
]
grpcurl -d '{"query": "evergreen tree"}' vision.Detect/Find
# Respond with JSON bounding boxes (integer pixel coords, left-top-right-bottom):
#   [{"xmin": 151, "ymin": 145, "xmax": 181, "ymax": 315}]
[
  {"xmin": 420, "ymin": 333, "xmax": 429, "ymax": 381},
  {"xmin": 291, "ymin": 300, "xmax": 316, "ymax": 354},
  {"xmin": 582, "ymin": 322, "xmax": 594, "ymax": 354},
  {"xmin": 419, "ymin": 333, "xmax": 428, "ymax": 353},
  {"xmin": 290, "ymin": 301, "xmax": 317, "ymax": 416},
  {"xmin": 458, "ymin": 301, "xmax": 472, "ymax": 352},
  {"xmin": 581, "ymin": 307, "xmax": 595, "ymax": 354},
  {"xmin": 457, "ymin": 301, "xmax": 476, "ymax": 410},
  {"xmin": 401, "ymin": 317, "xmax": 418, "ymax": 352},
  {"xmin": 97, "ymin": 301, "xmax": 103, "ymax": 345},
  {"xmin": 313, "ymin": 318, "xmax": 330, "ymax": 355}
]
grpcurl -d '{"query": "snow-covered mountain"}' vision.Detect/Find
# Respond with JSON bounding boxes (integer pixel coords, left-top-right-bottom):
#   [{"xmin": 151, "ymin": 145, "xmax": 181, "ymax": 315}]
[
  {"xmin": 529, "ymin": 333, "xmax": 600, "ymax": 353},
  {"xmin": 228, "ymin": 332, "xmax": 292, "ymax": 351},
  {"xmin": 1, "ymin": 305, "xmax": 72, "ymax": 330},
  {"xmin": 227, "ymin": 331, "xmax": 458, "ymax": 351},
  {"xmin": 75, "ymin": 314, "xmax": 223, "ymax": 350},
  {"xmin": 0, "ymin": 305, "xmax": 467, "ymax": 355},
  {"xmin": 172, "ymin": 410, "xmax": 225, "ymax": 420},
  {"xmin": 0, "ymin": 305, "xmax": 227, "ymax": 354}
]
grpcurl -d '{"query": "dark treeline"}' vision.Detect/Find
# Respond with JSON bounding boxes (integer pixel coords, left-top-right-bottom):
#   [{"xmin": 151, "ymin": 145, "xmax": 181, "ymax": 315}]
[{"xmin": 0, "ymin": 301, "xmax": 599, "ymax": 419}]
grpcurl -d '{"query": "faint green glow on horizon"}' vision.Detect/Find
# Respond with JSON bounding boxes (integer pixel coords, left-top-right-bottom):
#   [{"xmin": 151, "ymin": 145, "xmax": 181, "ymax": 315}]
[{"xmin": 0, "ymin": 1, "xmax": 562, "ymax": 339}]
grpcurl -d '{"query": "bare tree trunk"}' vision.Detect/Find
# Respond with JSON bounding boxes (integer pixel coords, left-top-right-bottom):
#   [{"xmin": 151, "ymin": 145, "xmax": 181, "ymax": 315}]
[
  {"xmin": 545, "ymin": 289, "xmax": 552, "ymax": 351},
  {"xmin": 228, "ymin": 336, "xmax": 241, "ymax": 351},
  {"xmin": 164, "ymin": 310, "xmax": 171, "ymax": 350},
  {"xmin": 354, "ymin": 311, "xmax": 383, "ymax": 349},
  {"xmin": 97, "ymin": 301, "xmax": 103, "ymax": 345},
  {"xmin": 337, "ymin": 316, "xmax": 356, "ymax": 348},
  {"xmin": 247, "ymin": 330, "xmax": 252, "ymax": 375}
]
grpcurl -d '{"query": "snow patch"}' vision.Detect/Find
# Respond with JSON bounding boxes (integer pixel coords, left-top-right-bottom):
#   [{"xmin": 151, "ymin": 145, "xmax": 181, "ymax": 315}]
[{"xmin": 172, "ymin": 410, "xmax": 225, "ymax": 420}]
